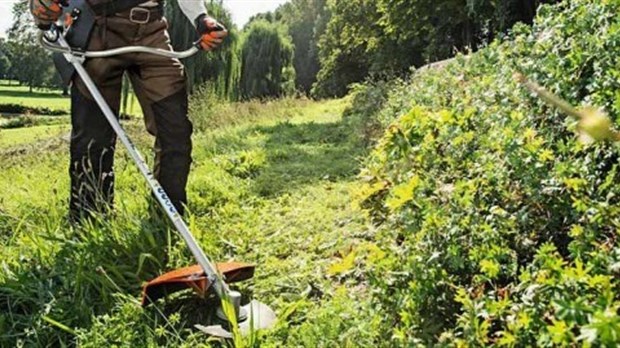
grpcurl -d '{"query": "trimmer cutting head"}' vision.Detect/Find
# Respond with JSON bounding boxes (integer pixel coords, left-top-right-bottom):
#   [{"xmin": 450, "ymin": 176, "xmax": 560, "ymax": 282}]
[
  {"xmin": 196, "ymin": 300, "xmax": 278, "ymax": 339},
  {"xmin": 142, "ymin": 262, "xmax": 255, "ymax": 305},
  {"xmin": 142, "ymin": 263, "xmax": 277, "ymax": 338}
]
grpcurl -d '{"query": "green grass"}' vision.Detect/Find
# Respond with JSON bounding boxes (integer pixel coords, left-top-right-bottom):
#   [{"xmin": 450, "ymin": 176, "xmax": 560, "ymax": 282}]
[
  {"xmin": 0, "ymin": 97, "xmax": 379, "ymax": 346},
  {"xmin": 0, "ymin": 124, "xmax": 70, "ymax": 148},
  {"xmin": 0, "ymin": 82, "xmax": 142, "ymax": 115},
  {"xmin": 0, "ymin": 83, "xmax": 70, "ymax": 112}
]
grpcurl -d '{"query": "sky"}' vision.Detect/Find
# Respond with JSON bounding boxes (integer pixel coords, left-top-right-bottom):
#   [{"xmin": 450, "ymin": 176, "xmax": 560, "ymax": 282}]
[{"xmin": 0, "ymin": 0, "xmax": 289, "ymax": 37}]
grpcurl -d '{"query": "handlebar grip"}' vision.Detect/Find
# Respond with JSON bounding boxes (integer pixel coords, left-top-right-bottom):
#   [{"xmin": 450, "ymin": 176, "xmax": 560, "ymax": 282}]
[
  {"xmin": 37, "ymin": 23, "xmax": 53, "ymax": 31},
  {"xmin": 208, "ymin": 23, "xmax": 226, "ymax": 33}
]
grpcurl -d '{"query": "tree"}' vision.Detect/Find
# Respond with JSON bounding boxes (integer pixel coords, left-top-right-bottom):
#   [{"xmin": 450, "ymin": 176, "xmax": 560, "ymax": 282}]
[
  {"xmin": 311, "ymin": 0, "xmax": 383, "ymax": 98},
  {"xmin": 8, "ymin": 0, "xmax": 58, "ymax": 92},
  {"xmin": 276, "ymin": 0, "xmax": 327, "ymax": 95},
  {"xmin": 312, "ymin": 0, "xmax": 561, "ymax": 98},
  {"xmin": 245, "ymin": 0, "xmax": 328, "ymax": 95},
  {"xmin": 0, "ymin": 40, "xmax": 12, "ymax": 80},
  {"xmin": 239, "ymin": 20, "xmax": 295, "ymax": 100},
  {"xmin": 164, "ymin": 0, "xmax": 240, "ymax": 99}
]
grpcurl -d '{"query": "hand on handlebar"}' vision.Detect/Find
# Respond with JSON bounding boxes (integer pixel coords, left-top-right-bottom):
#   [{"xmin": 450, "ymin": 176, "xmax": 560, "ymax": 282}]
[
  {"xmin": 30, "ymin": 0, "xmax": 66, "ymax": 31},
  {"xmin": 195, "ymin": 15, "xmax": 228, "ymax": 51}
]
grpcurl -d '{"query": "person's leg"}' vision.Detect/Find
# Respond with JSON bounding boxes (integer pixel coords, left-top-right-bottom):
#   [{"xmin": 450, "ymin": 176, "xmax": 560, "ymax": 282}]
[
  {"xmin": 128, "ymin": 18, "xmax": 192, "ymax": 216},
  {"xmin": 69, "ymin": 28, "xmax": 125, "ymax": 222},
  {"xmin": 69, "ymin": 84, "xmax": 121, "ymax": 222}
]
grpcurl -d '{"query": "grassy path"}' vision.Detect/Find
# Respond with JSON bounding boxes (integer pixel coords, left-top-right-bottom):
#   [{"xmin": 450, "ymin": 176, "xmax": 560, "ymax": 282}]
[{"xmin": 0, "ymin": 98, "xmax": 376, "ymax": 346}]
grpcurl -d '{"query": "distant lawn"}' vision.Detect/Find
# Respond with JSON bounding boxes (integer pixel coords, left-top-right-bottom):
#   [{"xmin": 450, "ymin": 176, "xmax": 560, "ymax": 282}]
[
  {"xmin": 0, "ymin": 83, "xmax": 70, "ymax": 112},
  {"xmin": 0, "ymin": 124, "xmax": 70, "ymax": 148},
  {"xmin": 0, "ymin": 81, "xmax": 142, "ymax": 115}
]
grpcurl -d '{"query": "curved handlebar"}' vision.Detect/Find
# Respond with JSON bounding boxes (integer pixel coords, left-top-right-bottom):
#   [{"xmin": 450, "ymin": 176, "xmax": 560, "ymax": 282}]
[{"xmin": 40, "ymin": 27, "xmax": 201, "ymax": 59}]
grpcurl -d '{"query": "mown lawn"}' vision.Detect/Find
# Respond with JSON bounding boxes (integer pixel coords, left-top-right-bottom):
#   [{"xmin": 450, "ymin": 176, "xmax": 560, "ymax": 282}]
[
  {"xmin": 0, "ymin": 82, "xmax": 70, "ymax": 112},
  {"xmin": 0, "ymin": 81, "xmax": 142, "ymax": 115},
  {"xmin": 0, "ymin": 124, "xmax": 70, "ymax": 148},
  {"xmin": 0, "ymin": 97, "xmax": 378, "ymax": 347}
]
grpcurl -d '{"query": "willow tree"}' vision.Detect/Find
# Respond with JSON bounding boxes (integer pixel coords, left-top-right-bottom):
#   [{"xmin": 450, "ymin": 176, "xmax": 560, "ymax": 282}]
[
  {"xmin": 239, "ymin": 20, "xmax": 295, "ymax": 100},
  {"xmin": 164, "ymin": 0, "xmax": 240, "ymax": 100}
]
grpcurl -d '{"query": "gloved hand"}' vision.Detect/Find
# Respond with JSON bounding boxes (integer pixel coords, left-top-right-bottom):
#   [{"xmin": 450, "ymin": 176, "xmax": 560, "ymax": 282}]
[
  {"xmin": 195, "ymin": 14, "xmax": 228, "ymax": 51},
  {"xmin": 29, "ymin": 0, "xmax": 63, "ymax": 30}
]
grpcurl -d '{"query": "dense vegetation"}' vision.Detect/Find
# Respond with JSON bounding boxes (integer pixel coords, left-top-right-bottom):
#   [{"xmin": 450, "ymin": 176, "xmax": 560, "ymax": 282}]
[
  {"xmin": 246, "ymin": 0, "xmax": 327, "ymax": 95},
  {"xmin": 3, "ymin": 0, "xmax": 620, "ymax": 346},
  {"xmin": 0, "ymin": 96, "xmax": 379, "ymax": 347},
  {"xmin": 311, "ymin": 0, "xmax": 560, "ymax": 97},
  {"xmin": 350, "ymin": 0, "xmax": 620, "ymax": 345},
  {"xmin": 2, "ymin": 0, "xmax": 557, "ymax": 100}
]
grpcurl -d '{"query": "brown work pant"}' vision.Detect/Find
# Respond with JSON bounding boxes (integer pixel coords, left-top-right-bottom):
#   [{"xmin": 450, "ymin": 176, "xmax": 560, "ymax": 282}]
[{"xmin": 69, "ymin": 14, "xmax": 192, "ymax": 221}]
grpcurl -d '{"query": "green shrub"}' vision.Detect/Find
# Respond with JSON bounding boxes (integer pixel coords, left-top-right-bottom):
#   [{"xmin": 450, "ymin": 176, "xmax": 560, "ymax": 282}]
[
  {"xmin": 222, "ymin": 149, "xmax": 267, "ymax": 179},
  {"xmin": 342, "ymin": 80, "xmax": 400, "ymax": 147},
  {"xmin": 0, "ymin": 115, "xmax": 37, "ymax": 129},
  {"xmin": 0, "ymin": 114, "xmax": 71, "ymax": 129},
  {"xmin": 0, "ymin": 103, "xmax": 66, "ymax": 116},
  {"xmin": 354, "ymin": 0, "xmax": 620, "ymax": 345}
]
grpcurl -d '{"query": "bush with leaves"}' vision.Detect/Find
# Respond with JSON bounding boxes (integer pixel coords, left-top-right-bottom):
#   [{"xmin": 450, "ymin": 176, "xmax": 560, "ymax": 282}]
[
  {"xmin": 354, "ymin": 0, "xmax": 620, "ymax": 345},
  {"xmin": 341, "ymin": 80, "xmax": 400, "ymax": 147}
]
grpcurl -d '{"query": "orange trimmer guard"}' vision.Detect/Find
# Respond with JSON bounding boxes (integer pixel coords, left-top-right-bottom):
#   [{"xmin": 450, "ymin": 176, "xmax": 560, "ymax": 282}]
[{"xmin": 142, "ymin": 262, "xmax": 255, "ymax": 306}]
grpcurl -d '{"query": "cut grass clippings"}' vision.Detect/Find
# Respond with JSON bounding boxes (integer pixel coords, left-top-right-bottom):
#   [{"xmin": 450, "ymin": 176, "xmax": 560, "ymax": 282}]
[{"xmin": 0, "ymin": 97, "xmax": 379, "ymax": 347}]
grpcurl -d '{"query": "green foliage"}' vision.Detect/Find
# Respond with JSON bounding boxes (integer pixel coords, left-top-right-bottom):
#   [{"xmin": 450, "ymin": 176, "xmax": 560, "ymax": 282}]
[
  {"xmin": 263, "ymin": 0, "xmax": 328, "ymax": 95},
  {"xmin": 272, "ymin": 286, "xmax": 378, "ymax": 347},
  {"xmin": 222, "ymin": 149, "xmax": 267, "ymax": 179},
  {"xmin": 0, "ymin": 97, "xmax": 379, "ymax": 346},
  {"xmin": 0, "ymin": 114, "xmax": 37, "ymax": 129},
  {"xmin": 313, "ymin": 0, "xmax": 560, "ymax": 98},
  {"xmin": 342, "ymin": 80, "xmax": 399, "ymax": 146},
  {"xmin": 239, "ymin": 20, "xmax": 295, "ymax": 100},
  {"xmin": 351, "ymin": 0, "xmax": 620, "ymax": 345},
  {"xmin": 165, "ymin": 0, "xmax": 240, "ymax": 99},
  {"xmin": 312, "ymin": 0, "xmax": 381, "ymax": 98},
  {"xmin": 0, "ymin": 42, "xmax": 11, "ymax": 80},
  {"xmin": 188, "ymin": 86, "xmax": 314, "ymax": 131},
  {"xmin": 7, "ymin": 0, "xmax": 61, "ymax": 91},
  {"xmin": 0, "ymin": 103, "xmax": 66, "ymax": 116}
]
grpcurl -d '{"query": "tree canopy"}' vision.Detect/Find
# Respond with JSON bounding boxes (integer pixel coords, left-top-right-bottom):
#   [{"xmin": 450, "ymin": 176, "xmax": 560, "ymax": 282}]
[
  {"xmin": 239, "ymin": 20, "xmax": 295, "ymax": 100},
  {"xmin": 6, "ymin": 0, "xmax": 59, "ymax": 92},
  {"xmin": 165, "ymin": 0, "xmax": 240, "ymax": 99},
  {"xmin": 8, "ymin": 0, "xmax": 559, "ymax": 100},
  {"xmin": 311, "ymin": 0, "xmax": 560, "ymax": 98}
]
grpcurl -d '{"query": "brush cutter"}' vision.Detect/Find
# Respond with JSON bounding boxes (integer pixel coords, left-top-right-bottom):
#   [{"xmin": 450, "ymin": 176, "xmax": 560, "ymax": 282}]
[{"xmin": 40, "ymin": 23, "xmax": 276, "ymax": 338}]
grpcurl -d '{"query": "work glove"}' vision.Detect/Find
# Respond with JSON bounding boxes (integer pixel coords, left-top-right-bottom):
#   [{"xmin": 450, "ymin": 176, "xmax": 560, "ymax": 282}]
[
  {"xmin": 195, "ymin": 14, "xmax": 228, "ymax": 51},
  {"xmin": 29, "ymin": 0, "xmax": 64, "ymax": 30}
]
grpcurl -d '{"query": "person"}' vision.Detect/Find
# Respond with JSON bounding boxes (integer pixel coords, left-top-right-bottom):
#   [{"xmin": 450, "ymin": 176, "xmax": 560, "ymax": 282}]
[{"xmin": 29, "ymin": 0, "xmax": 227, "ymax": 222}]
